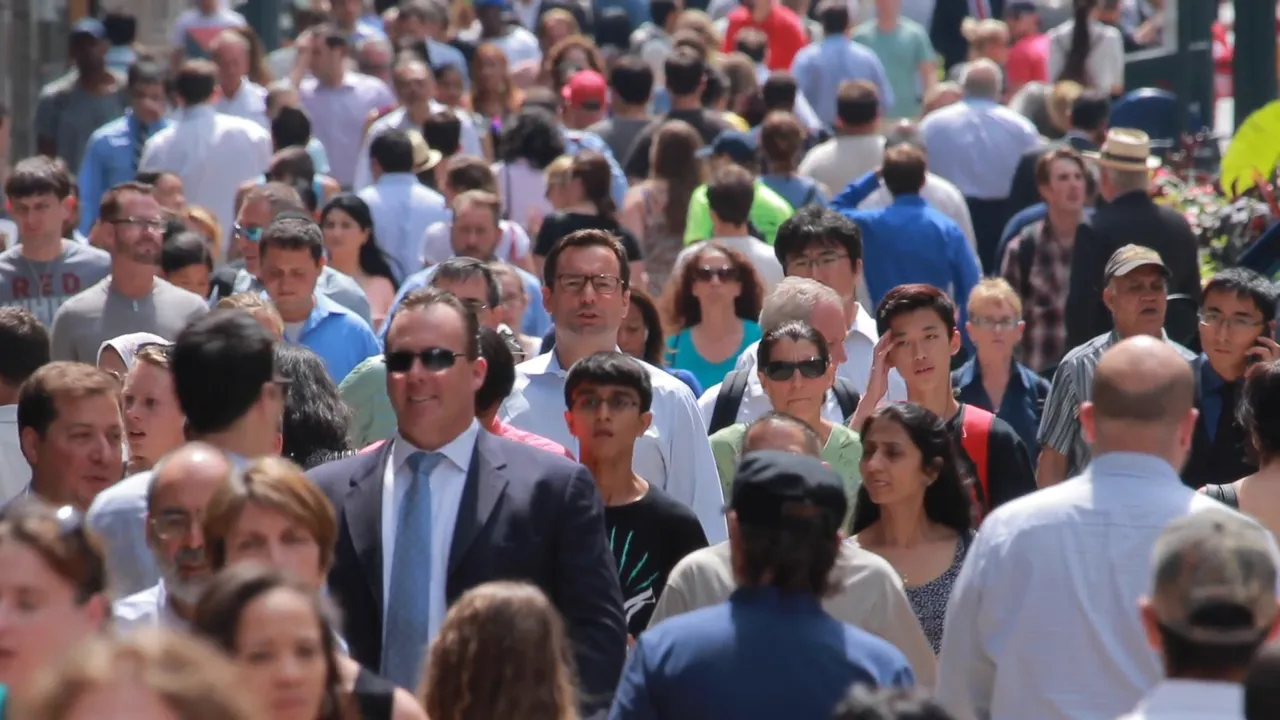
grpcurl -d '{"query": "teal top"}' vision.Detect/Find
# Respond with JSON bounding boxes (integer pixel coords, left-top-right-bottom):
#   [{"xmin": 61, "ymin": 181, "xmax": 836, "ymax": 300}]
[
  {"xmin": 666, "ymin": 321, "xmax": 762, "ymax": 392},
  {"xmin": 852, "ymin": 18, "xmax": 935, "ymax": 119}
]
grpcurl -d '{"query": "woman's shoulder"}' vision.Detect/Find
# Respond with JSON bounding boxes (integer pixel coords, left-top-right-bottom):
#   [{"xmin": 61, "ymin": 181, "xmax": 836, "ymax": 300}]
[{"xmin": 710, "ymin": 421, "xmax": 749, "ymax": 446}]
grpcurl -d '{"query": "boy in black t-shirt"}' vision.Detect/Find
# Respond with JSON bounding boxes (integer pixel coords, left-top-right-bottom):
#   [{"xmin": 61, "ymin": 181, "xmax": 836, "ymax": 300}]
[
  {"xmin": 564, "ymin": 351, "xmax": 709, "ymax": 637},
  {"xmin": 850, "ymin": 283, "xmax": 1037, "ymax": 512}
]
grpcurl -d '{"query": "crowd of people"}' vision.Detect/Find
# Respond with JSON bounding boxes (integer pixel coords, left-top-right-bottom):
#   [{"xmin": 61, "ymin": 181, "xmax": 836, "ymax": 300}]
[{"xmin": 0, "ymin": 0, "xmax": 1278, "ymax": 718}]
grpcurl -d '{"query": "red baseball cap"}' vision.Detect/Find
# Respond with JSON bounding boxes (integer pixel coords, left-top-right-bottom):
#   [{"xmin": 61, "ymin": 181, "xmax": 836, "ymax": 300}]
[{"xmin": 561, "ymin": 70, "xmax": 608, "ymax": 110}]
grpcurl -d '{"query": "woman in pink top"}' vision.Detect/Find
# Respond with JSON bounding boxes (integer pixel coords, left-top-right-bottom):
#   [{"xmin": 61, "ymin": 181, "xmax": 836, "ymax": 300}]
[{"xmin": 1005, "ymin": 2, "xmax": 1049, "ymax": 94}]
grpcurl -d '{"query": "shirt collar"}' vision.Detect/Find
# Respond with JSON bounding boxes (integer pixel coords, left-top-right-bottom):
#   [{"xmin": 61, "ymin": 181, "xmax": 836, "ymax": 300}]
[
  {"xmin": 1087, "ymin": 451, "xmax": 1182, "ymax": 483},
  {"xmin": 954, "ymin": 358, "xmax": 1033, "ymax": 391},
  {"xmin": 303, "ymin": 293, "xmax": 345, "ymax": 333},
  {"xmin": 1199, "ymin": 353, "xmax": 1231, "ymax": 394},
  {"xmin": 850, "ymin": 303, "xmax": 879, "ymax": 343},
  {"xmin": 729, "ymin": 586, "xmax": 824, "ymax": 613},
  {"xmin": 530, "ymin": 346, "xmax": 624, "ymax": 378},
  {"xmin": 890, "ymin": 194, "xmax": 926, "ymax": 206},
  {"xmin": 376, "ymin": 173, "xmax": 420, "ymax": 187},
  {"xmin": 392, "ymin": 418, "xmax": 481, "ymax": 474},
  {"xmin": 0, "ymin": 404, "xmax": 16, "ymax": 423},
  {"xmin": 1131, "ymin": 679, "xmax": 1244, "ymax": 717},
  {"xmin": 180, "ymin": 104, "xmax": 217, "ymax": 121}
]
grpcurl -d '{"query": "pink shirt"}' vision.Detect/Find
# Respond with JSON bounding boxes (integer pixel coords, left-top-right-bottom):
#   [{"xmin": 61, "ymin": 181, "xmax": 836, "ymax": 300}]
[
  {"xmin": 1007, "ymin": 33, "xmax": 1049, "ymax": 90},
  {"xmin": 360, "ymin": 421, "xmax": 575, "ymax": 460}
]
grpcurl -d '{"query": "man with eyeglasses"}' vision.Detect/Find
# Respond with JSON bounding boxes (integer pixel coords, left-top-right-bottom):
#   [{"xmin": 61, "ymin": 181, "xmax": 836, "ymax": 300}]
[
  {"xmin": 49, "ymin": 182, "xmax": 207, "ymax": 363},
  {"xmin": 501, "ymin": 229, "xmax": 727, "ymax": 544},
  {"xmin": 1182, "ymin": 269, "xmax": 1280, "ymax": 488},
  {"xmin": 113, "ymin": 442, "xmax": 232, "ymax": 631}
]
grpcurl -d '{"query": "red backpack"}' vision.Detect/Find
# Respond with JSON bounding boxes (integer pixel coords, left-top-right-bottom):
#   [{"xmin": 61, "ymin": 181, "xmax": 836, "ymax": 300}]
[{"xmin": 959, "ymin": 405, "xmax": 995, "ymax": 517}]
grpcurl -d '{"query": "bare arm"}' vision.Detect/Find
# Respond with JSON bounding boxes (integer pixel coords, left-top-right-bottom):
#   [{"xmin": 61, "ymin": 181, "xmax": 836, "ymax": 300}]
[{"xmin": 1036, "ymin": 447, "xmax": 1068, "ymax": 487}]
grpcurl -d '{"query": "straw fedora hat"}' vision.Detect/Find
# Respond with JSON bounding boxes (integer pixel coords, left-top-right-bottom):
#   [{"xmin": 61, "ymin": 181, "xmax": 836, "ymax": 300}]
[
  {"xmin": 1085, "ymin": 128, "xmax": 1162, "ymax": 171},
  {"xmin": 406, "ymin": 129, "xmax": 443, "ymax": 174}
]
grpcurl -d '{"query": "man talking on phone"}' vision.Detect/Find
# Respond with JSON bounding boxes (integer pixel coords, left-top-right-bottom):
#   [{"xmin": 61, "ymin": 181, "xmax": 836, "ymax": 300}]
[{"xmin": 1183, "ymin": 268, "xmax": 1280, "ymax": 488}]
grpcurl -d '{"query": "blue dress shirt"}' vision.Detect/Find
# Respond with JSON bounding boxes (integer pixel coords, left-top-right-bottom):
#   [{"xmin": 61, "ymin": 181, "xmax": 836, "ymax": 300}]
[
  {"xmin": 918, "ymin": 99, "xmax": 1040, "ymax": 200},
  {"xmin": 563, "ymin": 129, "xmax": 629, "ymax": 207},
  {"xmin": 357, "ymin": 173, "xmax": 449, "ymax": 283},
  {"xmin": 288, "ymin": 292, "xmax": 383, "ymax": 384},
  {"xmin": 790, "ymin": 36, "xmax": 895, "ymax": 127},
  {"xmin": 425, "ymin": 39, "xmax": 470, "ymax": 89},
  {"xmin": 610, "ymin": 586, "xmax": 915, "ymax": 719},
  {"xmin": 1197, "ymin": 355, "xmax": 1238, "ymax": 442},
  {"xmin": 951, "ymin": 357, "xmax": 1050, "ymax": 465},
  {"xmin": 78, "ymin": 110, "xmax": 169, "ymax": 234},
  {"xmin": 378, "ymin": 263, "xmax": 552, "ymax": 343}
]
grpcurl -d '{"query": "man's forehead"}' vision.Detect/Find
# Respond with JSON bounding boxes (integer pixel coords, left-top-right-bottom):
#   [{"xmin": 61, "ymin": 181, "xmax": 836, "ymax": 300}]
[{"xmin": 1204, "ymin": 288, "xmax": 1262, "ymax": 314}]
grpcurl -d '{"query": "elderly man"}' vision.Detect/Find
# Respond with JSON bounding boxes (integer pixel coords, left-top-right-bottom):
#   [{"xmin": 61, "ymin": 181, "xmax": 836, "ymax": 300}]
[
  {"xmin": 210, "ymin": 30, "xmax": 268, "ymax": 128},
  {"xmin": 919, "ymin": 59, "xmax": 1040, "ymax": 272}
]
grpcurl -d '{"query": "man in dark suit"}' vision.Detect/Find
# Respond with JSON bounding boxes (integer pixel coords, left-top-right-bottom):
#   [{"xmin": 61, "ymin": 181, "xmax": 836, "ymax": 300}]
[
  {"xmin": 1064, "ymin": 128, "xmax": 1202, "ymax": 350},
  {"xmin": 1006, "ymin": 89, "xmax": 1109, "ymax": 217},
  {"xmin": 309, "ymin": 286, "xmax": 626, "ymax": 708}
]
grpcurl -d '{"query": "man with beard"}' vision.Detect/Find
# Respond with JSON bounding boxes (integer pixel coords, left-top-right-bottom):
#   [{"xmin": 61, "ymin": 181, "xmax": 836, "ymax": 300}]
[
  {"xmin": 113, "ymin": 442, "xmax": 232, "ymax": 630},
  {"xmin": 49, "ymin": 182, "xmax": 207, "ymax": 361}
]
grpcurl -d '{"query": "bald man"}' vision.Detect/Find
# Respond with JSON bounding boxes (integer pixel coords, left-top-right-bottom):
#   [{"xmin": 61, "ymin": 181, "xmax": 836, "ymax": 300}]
[
  {"xmin": 113, "ymin": 442, "xmax": 234, "ymax": 632},
  {"xmin": 935, "ymin": 337, "xmax": 1278, "ymax": 720},
  {"xmin": 210, "ymin": 30, "xmax": 268, "ymax": 128}
]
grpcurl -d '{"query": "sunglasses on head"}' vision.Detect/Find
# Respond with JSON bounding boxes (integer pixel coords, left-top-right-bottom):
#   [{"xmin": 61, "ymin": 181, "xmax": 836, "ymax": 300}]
[
  {"xmin": 694, "ymin": 266, "xmax": 738, "ymax": 282},
  {"xmin": 762, "ymin": 358, "xmax": 827, "ymax": 382},
  {"xmin": 385, "ymin": 347, "xmax": 467, "ymax": 373}
]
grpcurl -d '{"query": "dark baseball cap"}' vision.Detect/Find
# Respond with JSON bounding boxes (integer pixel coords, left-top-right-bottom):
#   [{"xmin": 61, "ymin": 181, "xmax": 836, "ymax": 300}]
[
  {"xmin": 697, "ymin": 130, "xmax": 758, "ymax": 164},
  {"xmin": 730, "ymin": 450, "xmax": 847, "ymax": 534},
  {"xmin": 1103, "ymin": 244, "xmax": 1170, "ymax": 283}
]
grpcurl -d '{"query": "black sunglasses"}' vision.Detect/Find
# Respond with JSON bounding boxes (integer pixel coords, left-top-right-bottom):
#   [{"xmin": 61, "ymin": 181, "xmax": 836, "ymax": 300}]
[
  {"xmin": 762, "ymin": 358, "xmax": 828, "ymax": 382},
  {"xmin": 385, "ymin": 347, "xmax": 467, "ymax": 373},
  {"xmin": 694, "ymin": 266, "xmax": 739, "ymax": 282}
]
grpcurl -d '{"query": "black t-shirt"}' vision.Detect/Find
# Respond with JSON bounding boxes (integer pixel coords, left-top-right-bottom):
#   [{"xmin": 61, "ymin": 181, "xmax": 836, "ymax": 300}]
[
  {"xmin": 603, "ymin": 484, "xmax": 709, "ymax": 636},
  {"xmin": 533, "ymin": 212, "xmax": 644, "ymax": 261},
  {"xmin": 946, "ymin": 404, "xmax": 1038, "ymax": 511}
]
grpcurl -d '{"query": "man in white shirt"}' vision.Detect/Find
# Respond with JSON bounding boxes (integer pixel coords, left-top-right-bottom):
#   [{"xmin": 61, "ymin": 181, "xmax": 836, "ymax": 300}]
[
  {"xmin": 675, "ymin": 165, "xmax": 783, "ymax": 293},
  {"xmin": 139, "ymin": 59, "xmax": 272, "ymax": 255},
  {"xmin": 209, "ymin": 30, "xmax": 268, "ymax": 127},
  {"xmin": 500, "ymin": 229, "xmax": 727, "ymax": 543},
  {"xmin": 0, "ymin": 308, "xmax": 49, "ymax": 504},
  {"xmin": 113, "ymin": 442, "xmax": 232, "ymax": 632},
  {"xmin": 935, "ymin": 337, "xmax": 1280, "ymax": 720},
  {"xmin": 356, "ymin": 129, "xmax": 448, "ymax": 282},
  {"xmin": 1117, "ymin": 511, "xmax": 1280, "ymax": 720}
]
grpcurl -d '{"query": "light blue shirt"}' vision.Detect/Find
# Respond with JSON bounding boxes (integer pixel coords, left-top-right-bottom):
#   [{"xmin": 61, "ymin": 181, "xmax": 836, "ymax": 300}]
[
  {"xmin": 378, "ymin": 263, "xmax": 552, "ymax": 342},
  {"xmin": 935, "ymin": 452, "xmax": 1280, "ymax": 720},
  {"xmin": 563, "ymin": 129, "xmax": 629, "ymax": 207},
  {"xmin": 425, "ymin": 39, "xmax": 470, "ymax": 89},
  {"xmin": 78, "ymin": 110, "xmax": 170, "ymax": 234},
  {"xmin": 285, "ymin": 292, "xmax": 383, "ymax": 384},
  {"xmin": 357, "ymin": 173, "xmax": 449, "ymax": 283},
  {"xmin": 306, "ymin": 137, "xmax": 332, "ymax": 175},
  {"xmin": 790, "ymin": 36, "xmax": 895, "ymax": 127},
  {"xmin": 919, "ymin": 99, "xmax": 1041, "ymax": 200}
]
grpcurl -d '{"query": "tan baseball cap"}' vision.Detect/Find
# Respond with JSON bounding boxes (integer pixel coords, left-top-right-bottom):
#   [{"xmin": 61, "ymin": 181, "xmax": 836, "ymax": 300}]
[{"xmin": 1104, "ymin": 244, "xmax": 1170, "ymax": 283}]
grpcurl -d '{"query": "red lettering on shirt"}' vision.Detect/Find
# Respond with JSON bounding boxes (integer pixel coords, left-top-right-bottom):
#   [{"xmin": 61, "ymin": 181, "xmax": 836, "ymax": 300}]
[
  {"xmin": 62, "ymin": 273, "xmax": 81, "ymax": 295},
  {"xmin": 38, "ymin": 274, "xmax": 53, "ymax": 296},
  {"xmin": 12, "ymin": 277, "xmax": 29, "ymax": 300}
]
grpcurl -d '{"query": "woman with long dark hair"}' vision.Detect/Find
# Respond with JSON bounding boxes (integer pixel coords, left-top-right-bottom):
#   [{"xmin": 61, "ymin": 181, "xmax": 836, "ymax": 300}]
[
  {"xmin": 319, "ymin": 194, "xmax": 399, "ymax": 330},
  {"xmin": 620, "ymin": 120, "xmax": 705, "ymax": 295},
  {"xmin": 853, "ymin": 403, "xmax": 976, "ymax": 653},
  {"xmin": 531, "ymin": 151, "xmax": 644, "ymax": 281},
  {"xmin": 494, "ymin": 107, "xmax": 564, "ymax": 234},
  {"xmin": 1048, "ymin": 0, "xmax": 1124, "ymax": 96}
]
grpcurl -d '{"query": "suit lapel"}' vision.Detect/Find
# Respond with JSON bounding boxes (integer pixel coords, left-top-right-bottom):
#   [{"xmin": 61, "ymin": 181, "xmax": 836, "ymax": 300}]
[
  {"xmin": 447, "ymin": 432, "xmax": 509, "ymax": 578},
  {"xmin": 345, "ymin": 442, "xmax": 395, "ymax": 614}
]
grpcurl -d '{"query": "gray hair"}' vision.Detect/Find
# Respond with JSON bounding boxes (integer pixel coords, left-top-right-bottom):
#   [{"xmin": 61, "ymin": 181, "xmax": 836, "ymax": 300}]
[
  {"xmin": 758, "ymin": 277, "xmax": 843, "ymax": 331},
  {"xmin": 960, "ymin": 59, "xmax": 1002, "ymax": 100},
  {"xmin": 355, "ymin": 36, "xmax": 394, "ymax": 61},
  {"xmin": 1102, "ymin": 165, "xmax": 1150, "ymax": 195},
  {"xmin": 429, "ymin": 257, "xmax": 502, "ymax": 309}
]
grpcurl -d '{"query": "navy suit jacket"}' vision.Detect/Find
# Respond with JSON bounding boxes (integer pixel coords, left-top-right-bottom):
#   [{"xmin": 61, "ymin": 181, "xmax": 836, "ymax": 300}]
[{"xmin": 308, "ymin": 429, "xmax": 627, "ymax": 710}]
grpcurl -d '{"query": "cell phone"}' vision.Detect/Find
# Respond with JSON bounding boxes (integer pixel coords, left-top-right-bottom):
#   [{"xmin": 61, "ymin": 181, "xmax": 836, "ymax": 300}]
[{"xmin": 1247, "ymin": 338, "xmax": 1270, "ymax": 366}]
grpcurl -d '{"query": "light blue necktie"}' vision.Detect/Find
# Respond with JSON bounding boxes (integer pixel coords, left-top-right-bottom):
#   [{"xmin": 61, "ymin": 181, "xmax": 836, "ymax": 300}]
[{"xmin": 381, "ymin": 450, "xmax": 441, "ymax": 688}]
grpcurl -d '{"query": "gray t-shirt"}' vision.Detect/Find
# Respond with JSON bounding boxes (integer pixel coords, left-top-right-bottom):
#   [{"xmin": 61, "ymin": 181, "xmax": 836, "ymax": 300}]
[
  {"xmin": 34, "ymin": 75, "xmax": 128, "ymax": 173},
  {"xmin": 50, "ymin": 277, "xmax": 209, "ymax": 362},
  {"xmin": 586, "ymin": 117, "xmax": 652, "ymax": 172},
  {"xmin": 0, "ymin": 241, "xmax": 112, "ymax": 327}
]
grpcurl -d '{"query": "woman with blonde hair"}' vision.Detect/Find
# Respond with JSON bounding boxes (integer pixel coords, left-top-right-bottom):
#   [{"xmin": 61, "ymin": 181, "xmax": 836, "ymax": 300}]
[
  {"xmin": 620, "ymin": 120, "xmax": 706, "ymax": 294},
  {"xmin": 419, "ymin": 581, "xmax": 578, "ymax": 720},
  {"xmin": 180, "ymin": 205, "xmax": 224, "ymax": 262}
]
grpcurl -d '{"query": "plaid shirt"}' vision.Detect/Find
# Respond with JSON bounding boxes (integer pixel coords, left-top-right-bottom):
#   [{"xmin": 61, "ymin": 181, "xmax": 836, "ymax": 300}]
[{"xmin": 1000, "ymin": 218, "xmax": 1084, "ymax": 373}]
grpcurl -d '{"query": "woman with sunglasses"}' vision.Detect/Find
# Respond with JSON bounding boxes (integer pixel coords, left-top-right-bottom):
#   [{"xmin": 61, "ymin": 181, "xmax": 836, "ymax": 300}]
[
  {"xmin": 853, "ymin": 403, "xmax": 975, "ymax": 654},
  {"xmin": 201, "ymin": 457, "xmax": 426, "ymax": 720},
  {"xmin": 708, "ymin": 321, "xmax": 862, "ymax": 504},
  {"xmin": 122, "ymin": 344, "xmax": 186, "ymax": 475},
  {"xmin": 660, "ymin": 243, "xmax": 765, "ymax": 392},
  {"xmin": 0, "ymin": 500, "xmax": 111, "ymax": 709}
]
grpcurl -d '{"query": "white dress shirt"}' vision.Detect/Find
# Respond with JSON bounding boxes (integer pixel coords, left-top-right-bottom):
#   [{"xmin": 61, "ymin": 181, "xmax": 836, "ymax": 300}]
[
  {"xmin": 351, "ymin": 105, "xmax": 484, "ymax": 192},
  {"xmin": 380, "ymin": 422, "xmax": 477, "ymax": 648},
  {"xmin": 1117, "ymin": 679, "xmax": 1245, "ymax": 720},
  {"xmin": 357, "ymin": 173, "xmax": 449, "ymax": 282},
  {"xmin": 935, "ymin": 452, "xmax": 1280, "ymax": 720},
  {"xmin": 214, "ymin": 78, "xmax": 269, "ymax": 128},
  {"xmin": 420, "ymin": 219, "xmax": 532, "ymax": 268},
  {"xmin": 499, "ymin": 350, "xmax": 727, "ymax": 543},
  {"xmin": 919, "ymin": 99, "xmax": 1041, "ymax": 200},
  {"xmin": 113, "ymin": 580, "xmax": 185, "ymax": 633},
  {"xmin": 0, "ymin": 404, "xmax": 30, "ymax": 504},
  {"xmin": 139, "ymin": 104, "xmax": 272, "ymax": 254}
]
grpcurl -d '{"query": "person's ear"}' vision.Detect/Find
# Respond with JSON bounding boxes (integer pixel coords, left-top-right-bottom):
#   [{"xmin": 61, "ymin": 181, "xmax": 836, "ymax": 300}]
[
  {"xmin": 20, "ymin": 426, "xmax": 41, "ymax": 466},
  {"xmin": 470, "ymin": 356, "xmax": 488, "ymax": 393},
  {"xmin": 638, "ymin": 410, "xmax": 653, "ymax": 437},
  {"xmin": 1102, "ymin": 286, "xmax": 1115, "ymax": 314},
  {"xmin": 1079, "ymin": 401, "xmax": 1096, "ymax": 443},
  {"xmin": 1138, "ymin": 598, "xmax": 1163, "ymax": 652},
  {"xmin": 949, "ymin": 328, "xmax": 961, "ymax": 356}
]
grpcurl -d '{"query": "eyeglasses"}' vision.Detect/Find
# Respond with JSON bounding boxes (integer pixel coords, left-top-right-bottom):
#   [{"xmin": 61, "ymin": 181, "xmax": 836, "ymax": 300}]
[
  {"xmin": 150, "ymin": 508, "xmax": 204, "ymax": 541},
  {"xmin": 460, "ymin": 298, "xmax": 490, "ymax": 313},
  {"xmin": 234, "ymin": 224, "xmax": 263, "ymax": 243},
  {"xmin": 970, "ymin": 316, "xmax": 1020, "ymax": 331},
  {"xmin": 571, "ymin": 394, "xmax": 640, "ymax": 412},
  {"xmin": 762, "ymin": 358, "xmax": 828, "ymax": 381},
  {"xmin": 385, "ymin": 347, "xmax": 467, "ymax": 373},
  {"xmin": 694, "ymin": 266, "xmax": 739, "ymax": 283},
  {"xmin": 557, "ymin": 273, "xmax": 623, "ymax": 295},
  {"xmin": 1199, "ymin": 312, "xmax": 1265, "ymax": 332},
  {"xmin": 110, "ymin": 216, "xmax": 167, "ymax": 232},
  {"xmin": 786, "ymin": 252, "xmax": 848, "ymax": 273}
]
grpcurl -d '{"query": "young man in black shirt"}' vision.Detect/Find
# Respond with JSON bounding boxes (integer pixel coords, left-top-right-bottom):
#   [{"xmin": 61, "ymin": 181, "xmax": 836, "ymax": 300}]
[
  {"xmin": 850, "ymin": 283, "xmax": 1037, "ymax": 512},
  {"xmin": 565, "ymin": 351, "xmax": 709, "ymax": 636}
]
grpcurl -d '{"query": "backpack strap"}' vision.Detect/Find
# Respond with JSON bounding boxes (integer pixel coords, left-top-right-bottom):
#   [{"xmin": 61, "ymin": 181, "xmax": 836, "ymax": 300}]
[
  {"xmin": 709, "ymin": 370, "xmax": 751, "ymax": 435},
  {"xmin": 832, "ymin": 378, "xmax": 862, "ymax": 425},
  {"xmin": 959, "ymin": 405, "xmax": 995, "ymax": 512},
  {"xmin": 1205, "ymin": 483, "xmax": 1241, "ymax": 510}
]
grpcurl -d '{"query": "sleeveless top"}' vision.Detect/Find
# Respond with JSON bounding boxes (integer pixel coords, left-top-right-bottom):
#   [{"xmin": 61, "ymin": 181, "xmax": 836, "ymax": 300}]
[
  {"xmin": 1203, "ymin": 482, "xmax": 1241, "ymax": 509},
  {"xmin": 352, "ymin": 667, "xmax": 396, "ymax": 720},
  {"xmin": 637, "ymin": 184, "xmax": 684, "ymax": 295}
]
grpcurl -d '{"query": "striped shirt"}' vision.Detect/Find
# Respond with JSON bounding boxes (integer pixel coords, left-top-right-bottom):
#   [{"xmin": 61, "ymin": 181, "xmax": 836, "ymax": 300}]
[{"xmin": 1037, "ymin": 332, "xmax": 1195, "ymax": 474}]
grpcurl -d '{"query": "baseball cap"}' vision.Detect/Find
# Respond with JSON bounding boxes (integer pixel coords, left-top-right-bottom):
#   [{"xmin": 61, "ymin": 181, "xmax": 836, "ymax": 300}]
[
  {"xmin": 1103, "ymin": 244, "xmax": 1170, "ymax": 283},
  {"xmin": 70, "ymin": 17, "xmax": 107, "ymax": 40},
  {"xmin": 697, "ymin": 130, "xmax": 759, "ymax": 164},
  {"xmin": 1150, "ymin": 510, "xmax": 1278, "ymax": 645},
  {"xmin": 730, "ymin": 450, "xmax": 847, "ymax": 534},
  {"xmin": 561, "ymin": 70, "xmax": 608, "ymax": 111}
]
